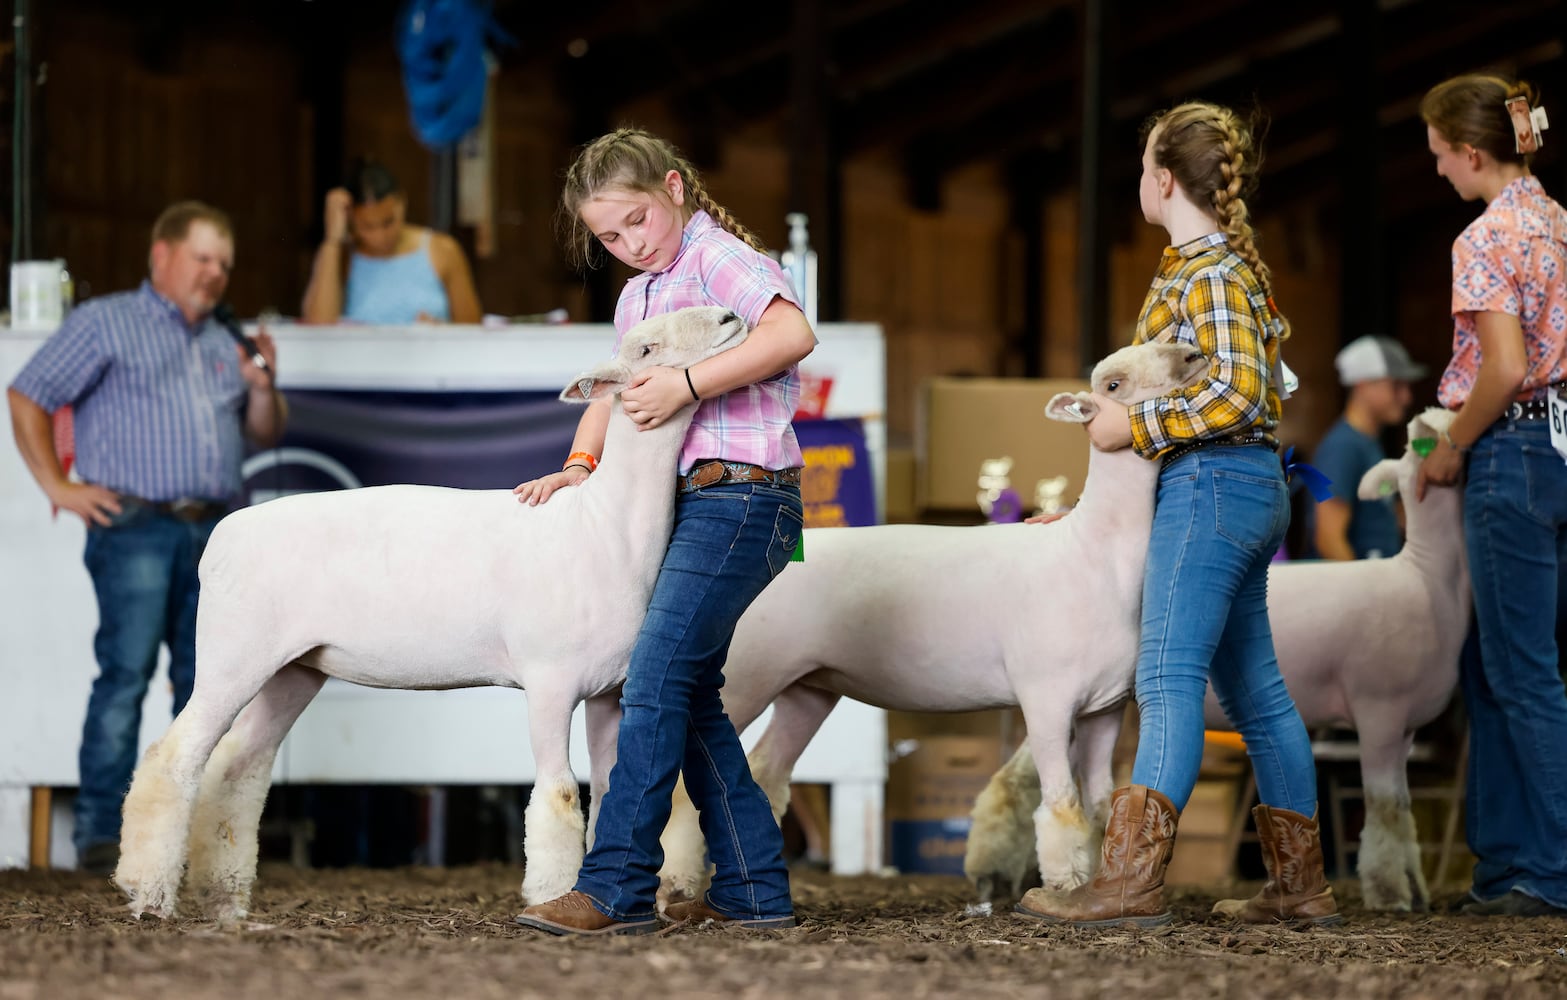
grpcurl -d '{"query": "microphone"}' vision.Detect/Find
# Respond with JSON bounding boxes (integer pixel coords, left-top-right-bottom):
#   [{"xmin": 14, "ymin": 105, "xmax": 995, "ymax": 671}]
[{"xmin": 212, "ymin": 302, "xmax": 269, "ymax": 372}]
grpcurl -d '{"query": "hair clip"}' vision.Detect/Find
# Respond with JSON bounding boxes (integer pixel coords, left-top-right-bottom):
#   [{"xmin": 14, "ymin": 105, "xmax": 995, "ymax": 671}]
[{"xmin": 1505, "ymin": 95, "xmax": 1547, "ymax": 154}]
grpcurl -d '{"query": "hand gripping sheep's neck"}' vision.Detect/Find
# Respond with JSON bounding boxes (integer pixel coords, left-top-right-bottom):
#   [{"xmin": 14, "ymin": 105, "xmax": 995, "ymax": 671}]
[
  {"xmin": 110, "ymin": 305, "xmax": 747, "ymax": 922},
  {"xmin": 655, "ymin": 341, "xmax": 1209, "ymax": 907},
  {"xmin": 964, "ymin": 407, "xmax": 1470, "ymax": 912}
]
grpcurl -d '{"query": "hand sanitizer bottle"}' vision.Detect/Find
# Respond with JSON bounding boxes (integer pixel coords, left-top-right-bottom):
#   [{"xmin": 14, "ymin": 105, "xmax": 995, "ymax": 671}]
[{"xmin": 779, "ymin": 212, "xmax": 818, "ymax": 330}]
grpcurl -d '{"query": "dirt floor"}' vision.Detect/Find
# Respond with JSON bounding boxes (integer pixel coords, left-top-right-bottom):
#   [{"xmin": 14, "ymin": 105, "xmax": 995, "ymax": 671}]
[{"xmin": 2, "ymin": 864, "xmax": 1565, "ymax": 1000}]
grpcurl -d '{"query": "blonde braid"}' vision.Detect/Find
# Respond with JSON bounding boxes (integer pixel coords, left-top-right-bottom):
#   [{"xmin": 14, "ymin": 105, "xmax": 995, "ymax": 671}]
[
  {"xmin": 682, "ymin": 171, "xmax": 768, "ymax": 255},
  {"xmin": 557, "ymin": 126, "xmax": 770, "ymax": 270},
  {"xmin": 1210, "ymin": 111, "xmax": 1291, "ymax": 342}
]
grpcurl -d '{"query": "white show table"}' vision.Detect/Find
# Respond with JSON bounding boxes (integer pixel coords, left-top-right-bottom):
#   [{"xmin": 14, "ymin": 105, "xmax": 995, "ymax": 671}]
[{"xmin": 0, "ymin": 320, "xmax": 888, "ymax": 874}]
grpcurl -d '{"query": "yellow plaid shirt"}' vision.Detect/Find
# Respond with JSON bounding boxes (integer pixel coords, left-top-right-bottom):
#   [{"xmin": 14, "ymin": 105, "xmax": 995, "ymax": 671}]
[{"xmin": 1127, "ymin": 232, "xmax": 1282, "ymax": 459}]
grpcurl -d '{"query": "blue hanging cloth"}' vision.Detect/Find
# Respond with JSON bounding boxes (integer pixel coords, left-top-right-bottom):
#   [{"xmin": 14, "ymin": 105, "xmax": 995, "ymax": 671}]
[{"xmin": 396, "ymin": 0, "xmax": 515, "ymax": 148}]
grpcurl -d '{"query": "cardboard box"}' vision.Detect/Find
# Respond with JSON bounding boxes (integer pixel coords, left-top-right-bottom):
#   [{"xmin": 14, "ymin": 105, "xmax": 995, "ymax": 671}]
[
  {"xmin": 884, "ymin": 446, "xmax": 917, "ymax": 524},
  {"xmin": 917, "ymin": 376, "xmax": 1092, "ymax": 513},
  {"xmin": 886, "ymin": 735, "xmax": 1004, "ymax": 875}
]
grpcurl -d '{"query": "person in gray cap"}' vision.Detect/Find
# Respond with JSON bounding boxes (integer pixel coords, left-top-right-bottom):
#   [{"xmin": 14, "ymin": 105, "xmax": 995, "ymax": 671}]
[{"xmin": 1309, "ymin": 335, "xmax": 1427, "ymax": 560}]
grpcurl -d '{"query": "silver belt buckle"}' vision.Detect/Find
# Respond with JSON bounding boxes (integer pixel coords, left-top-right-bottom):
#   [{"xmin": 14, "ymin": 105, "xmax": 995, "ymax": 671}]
[{"xmin": 1508, "ymin": 401, "xmax": 1525, "ymax": 420}]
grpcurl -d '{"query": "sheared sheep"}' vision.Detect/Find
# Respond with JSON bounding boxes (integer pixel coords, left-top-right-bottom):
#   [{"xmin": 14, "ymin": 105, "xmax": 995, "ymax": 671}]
[
  {"xmin": 964, "ymin": 407, "xmax": 1468, "ymax": 911},
  {"xmin": 657, "ymin": 340, "xmax": 1210, "ymax": 905},
  {"xmin": 112, "ymin": 305, "xmax": 748, "ymax": 921}
]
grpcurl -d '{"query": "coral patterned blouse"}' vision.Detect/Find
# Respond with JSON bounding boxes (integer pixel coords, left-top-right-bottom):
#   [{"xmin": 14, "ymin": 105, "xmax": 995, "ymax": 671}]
[{"xmin": 1439, "ymin": 175, "xmax": 1567, "ymax": 409}]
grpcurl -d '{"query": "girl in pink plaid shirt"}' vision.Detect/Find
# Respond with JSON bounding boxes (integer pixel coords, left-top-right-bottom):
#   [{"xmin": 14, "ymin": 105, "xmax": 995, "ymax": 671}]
[{"xmin": 515, "ymin": 128, "xmax": 816, "ymax": 936}]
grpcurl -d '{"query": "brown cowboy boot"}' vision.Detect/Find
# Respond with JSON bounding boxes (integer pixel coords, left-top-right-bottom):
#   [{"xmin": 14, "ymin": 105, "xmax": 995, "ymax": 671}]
[
  {"xmin": 1014, "ymin": 784, "xmax": 1178, "ymax": 927},
  {"xmin": 1212, "ymin": 804, "xmax": 1342, "ymax": 925}
]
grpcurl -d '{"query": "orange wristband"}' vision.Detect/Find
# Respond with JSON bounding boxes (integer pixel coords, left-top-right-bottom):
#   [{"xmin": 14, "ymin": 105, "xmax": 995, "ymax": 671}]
[{"xmin": 564, "ymin": 451, "xmax": 598, "ymax": 473}]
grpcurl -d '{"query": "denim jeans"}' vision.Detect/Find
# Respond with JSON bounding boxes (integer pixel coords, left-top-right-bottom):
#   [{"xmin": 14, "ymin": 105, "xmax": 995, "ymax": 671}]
[
  {"xmin": 574, "ymin": 481, "xmax": 804, "ymax": 921},
  {"xmin": 74, "ymin": 501, "xmax": 220, "ymax": 854},
  {"xmin": 1458, "ymin": 416, "xmax": 1567, "ymax": 908},
  {"xmin": 1130, "ymin": 444, "xmax": 1318, "ymax": 815}
]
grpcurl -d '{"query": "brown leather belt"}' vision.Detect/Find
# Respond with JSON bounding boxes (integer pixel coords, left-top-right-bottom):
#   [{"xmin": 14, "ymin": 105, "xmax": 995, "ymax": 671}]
[
  {"xmin": 123, "ymin": 495, "xmax": 230, "ymax": 523},
  {"xmin": 677, "ymin": 460, "xmax": 802, "ymax": 494}
]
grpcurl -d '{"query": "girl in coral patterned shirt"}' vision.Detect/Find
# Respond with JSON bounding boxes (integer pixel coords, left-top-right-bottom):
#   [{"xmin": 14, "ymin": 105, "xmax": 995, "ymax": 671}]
[{"xmin": 1418, "ymin": 73, "xmax": 1567, "ymax": 918}]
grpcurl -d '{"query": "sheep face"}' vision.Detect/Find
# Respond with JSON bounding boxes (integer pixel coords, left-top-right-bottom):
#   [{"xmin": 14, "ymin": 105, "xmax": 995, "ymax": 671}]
[
  {"xmin": 1090, "ymin": 342, "xmax": 1208, "ymax": 403},
  {"xmin": 1357, "ymin": 406, "xmax": 1457, "ymax": 502},
  {"xmin": 560, "ymin": 306, "xmax": 750, "ymax": 403},
  {"xmin": 1045, "ymin": 343, "xmax": 1208, "ymax": 424}
]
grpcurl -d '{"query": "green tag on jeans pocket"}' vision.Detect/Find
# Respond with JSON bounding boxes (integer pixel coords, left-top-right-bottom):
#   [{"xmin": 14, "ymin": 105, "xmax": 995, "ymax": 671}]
[{"xmin": 790, "ymin": 532, "xmax": 804, "ymax": 562}]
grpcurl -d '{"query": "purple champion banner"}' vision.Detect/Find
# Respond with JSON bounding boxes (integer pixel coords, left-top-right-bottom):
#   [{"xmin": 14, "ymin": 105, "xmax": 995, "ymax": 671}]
[{"xmin": 241, "ymin": 391, "xmax": 877, "ymax": 527}]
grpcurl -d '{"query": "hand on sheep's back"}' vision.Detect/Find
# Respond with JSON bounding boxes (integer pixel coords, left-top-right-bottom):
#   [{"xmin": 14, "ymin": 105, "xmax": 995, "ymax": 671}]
[
  {"xmin": 514, "ymin": 464, "xmax": 592, "ymax": 507},
  {"xmin": 1023, "ymin": 510, "xmax": 1070, "ymax": 525}
]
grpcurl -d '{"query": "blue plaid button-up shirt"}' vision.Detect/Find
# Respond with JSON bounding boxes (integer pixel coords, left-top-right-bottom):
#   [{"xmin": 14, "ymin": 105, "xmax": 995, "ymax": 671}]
[{"xmin": 10, "ymin": 281, "xmax": 252, "ymax": 501}]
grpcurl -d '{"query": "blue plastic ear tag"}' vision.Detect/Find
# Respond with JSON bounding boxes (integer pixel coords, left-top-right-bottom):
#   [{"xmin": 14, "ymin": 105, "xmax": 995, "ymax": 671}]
[{"xmin": 1410, "ymin": 437, "xmax": 1437, "ymax": 458}]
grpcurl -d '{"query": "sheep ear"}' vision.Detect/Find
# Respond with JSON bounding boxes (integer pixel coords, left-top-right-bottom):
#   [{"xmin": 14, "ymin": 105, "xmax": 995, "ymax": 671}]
[
  {"xmin": 1045, "ymin": 391, "xmax": 1098, "ymax": 424},
  {"xmin": 1408, "ymin": 406, "xmax": 1455, "ymax": 443},
  {"xmin": 559, "ymin": 364, "xmax": 632, "ymax": 403},
  {"xmin": 1357, "ymin": 458, "xmax": 1403, "ymax": 501}
]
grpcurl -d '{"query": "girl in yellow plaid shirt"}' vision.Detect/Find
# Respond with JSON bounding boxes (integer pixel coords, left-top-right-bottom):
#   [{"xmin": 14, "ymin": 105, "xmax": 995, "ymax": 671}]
[{"xmin": 1018, "ymin": 102, "xmax": 1336, "ymax": 928}]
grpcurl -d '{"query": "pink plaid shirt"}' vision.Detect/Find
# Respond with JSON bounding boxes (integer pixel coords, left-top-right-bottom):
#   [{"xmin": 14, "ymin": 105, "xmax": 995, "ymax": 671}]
[
  {"xmin": 1439, "ymin": 175, "xmax": 1567, "ymax": 409},
  {"xmin": 614, "ymin": 211, "xmax": 806, "ymax": 474}
]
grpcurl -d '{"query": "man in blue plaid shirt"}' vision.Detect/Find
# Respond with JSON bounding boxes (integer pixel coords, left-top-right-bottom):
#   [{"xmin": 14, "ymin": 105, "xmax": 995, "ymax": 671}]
[{"xmin": 7, "ymin": 200, "xmax": 286, "ymax": 874}]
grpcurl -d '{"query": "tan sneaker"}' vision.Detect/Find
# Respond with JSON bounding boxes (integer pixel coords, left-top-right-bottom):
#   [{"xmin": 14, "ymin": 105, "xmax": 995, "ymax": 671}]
[
  {"xmin": 661, "ymin": 897, "xmax": 796, "ymax": 929},
  {"xmin": 515, "ymin": 891, "xmax": 661, "ymax": 936}
]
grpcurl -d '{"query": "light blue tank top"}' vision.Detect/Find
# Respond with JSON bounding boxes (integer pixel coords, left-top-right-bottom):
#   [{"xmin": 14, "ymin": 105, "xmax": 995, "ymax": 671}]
[{"xmin": 343, "ymin": 231, "xmax": 451, "ymax": 323}]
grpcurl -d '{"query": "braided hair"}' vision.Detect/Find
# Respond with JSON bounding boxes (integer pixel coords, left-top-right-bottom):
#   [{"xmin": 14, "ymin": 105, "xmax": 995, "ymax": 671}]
[
  {"xmin": 1144, "ymin": 102, "xmax": 1289, "ymax": 341},
  {"xmin": 558, "ymin": 127, "xmax": 766, "ymax": 272}
]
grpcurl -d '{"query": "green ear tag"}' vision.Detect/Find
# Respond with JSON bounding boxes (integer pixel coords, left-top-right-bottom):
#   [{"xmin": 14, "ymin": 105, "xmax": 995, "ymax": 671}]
[
  {"xmin": 1410, "ymin": 437, "xmax": 1437, "ymax": 458},
  {"xmin": 790, "ymin": 532, "xmax": 804, "ymax": 563}
]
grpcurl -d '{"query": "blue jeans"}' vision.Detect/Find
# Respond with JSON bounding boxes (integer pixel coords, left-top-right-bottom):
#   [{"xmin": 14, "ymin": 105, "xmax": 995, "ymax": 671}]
[
  {"xmin": 1130, "ymin": 445, "xmax": 1318, "ymax": 815},
  {"xmin": 74, "ymin": 502, "xmax": 221, "ymax": 853},
  {"xmin": 1458, "ymin": 416, "xmax": 1567, "ymax": 908},
  {"xmin": 574, "ymin": 481, "xmax": 804, "ymax": 921}
]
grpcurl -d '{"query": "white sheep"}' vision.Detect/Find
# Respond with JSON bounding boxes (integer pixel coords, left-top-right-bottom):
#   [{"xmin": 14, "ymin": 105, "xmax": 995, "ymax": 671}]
[
  {"xmin": 111, "ymin": 305, "xmax": 748, "ymax": 922},
  {"xmin": 964, "ymin": 406, "xmax": 1468, "ymax": 911},
  {"xmin": 657, "ymin": 341, "xmax": 1209, "ymax": 905}
]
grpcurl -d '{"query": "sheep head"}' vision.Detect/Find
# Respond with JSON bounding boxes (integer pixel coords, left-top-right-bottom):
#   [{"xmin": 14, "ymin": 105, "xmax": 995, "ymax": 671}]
[
  {"xmin": 1044, "ymin": 342, "xmax": 1210, "ymax": 424},
  {"xmin": 559, "ymin": 306, "xmax": 750, "ymax": 403},
  {"xmin": 1358, "ymin": 406, "xmax": 1457, "ymax": 502}
]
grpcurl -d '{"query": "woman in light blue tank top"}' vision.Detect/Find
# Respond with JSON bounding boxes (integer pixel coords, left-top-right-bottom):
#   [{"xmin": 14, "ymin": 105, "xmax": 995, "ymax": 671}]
[{"xmin": 302, "ymin": 158, "xmax": 482, "ymax": 325}]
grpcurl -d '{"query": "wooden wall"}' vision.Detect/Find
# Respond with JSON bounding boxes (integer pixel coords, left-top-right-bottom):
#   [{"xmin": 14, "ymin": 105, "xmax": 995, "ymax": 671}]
[{"xmin": 20, "ymin": 1, "xmax": 1476, "ymax": 457}]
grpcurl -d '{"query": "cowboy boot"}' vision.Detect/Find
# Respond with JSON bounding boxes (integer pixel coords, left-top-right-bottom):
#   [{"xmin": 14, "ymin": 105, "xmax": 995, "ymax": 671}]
[
  {"xmin": 1014, "ymin": 784, "xmax": 1178, "ymax": 927},
  {"xmin": 1212, "ymin": 804, "xmax": 1342, "ymax": 925}
]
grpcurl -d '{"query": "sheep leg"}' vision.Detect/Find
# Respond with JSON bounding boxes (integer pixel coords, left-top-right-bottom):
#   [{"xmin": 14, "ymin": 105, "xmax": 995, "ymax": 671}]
[
  {"xmin": 582, "ymin": 690, "xmax": 621, "ymax": 854},
  {"xmin": 965, "ymin": 739, "xmax": 1042, "ymax": 902},
  {"xmin": 1356, "ymin": 729, "xmax": 1427, "ymax": 912},
  {"xmin": 185, "ymin": 664, "xmax": 327, "ymax": 924},
  {"xmin": 657, "ymin": 775, "xmax": 708, "ymax": 909},
  {"xmin": 520, "ymin": 694, "xmax": 585, "ymax": 905},
  {"xmin": 746, "ymin": 683, "xmax": 840, "ymax": 825},
  {"xmin": 114, "ymin": 672, "xmax": 267, "ymax": 919},
  {"xmin": 1020, "ymin": 699, "xmax": 1096, "ymax": 892},
  {"xmin": 1070, "ymin": 704, "xmax": 1125, "ymax": 860}
]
